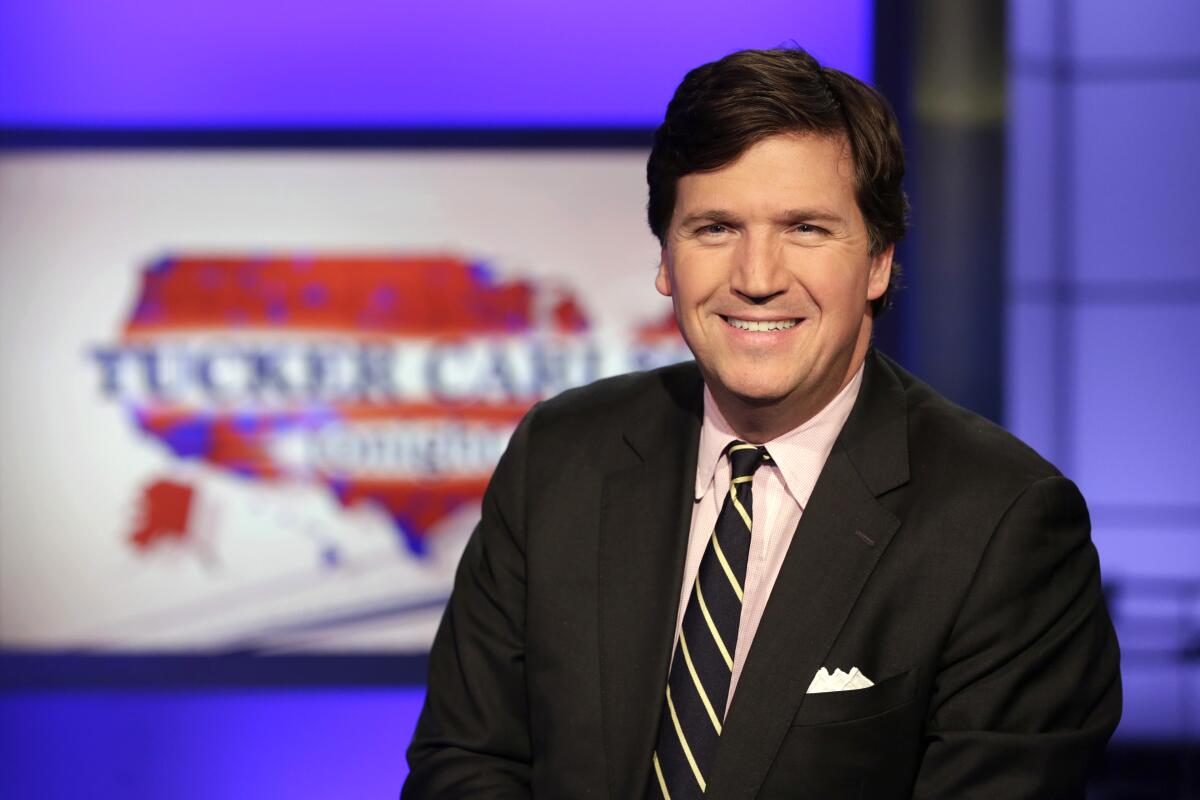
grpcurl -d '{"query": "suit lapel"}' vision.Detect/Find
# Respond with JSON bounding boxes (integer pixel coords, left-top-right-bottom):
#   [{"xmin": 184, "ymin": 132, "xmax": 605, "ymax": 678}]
[
  {"xmin": 706, "ymin": 351, "xmax": 910, "ymax": 799},
  {"xmin": 597, "ymin": 368, "xmax": 703, "ymax": 799}
]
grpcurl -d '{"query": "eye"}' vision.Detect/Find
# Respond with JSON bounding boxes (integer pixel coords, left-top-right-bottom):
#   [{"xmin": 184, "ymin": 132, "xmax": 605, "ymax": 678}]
[
  {"xmin": 699, "ymin": 223, "xmax": 728, "ymax": 236},
  {"xmin": 794, "ymin": 223, "xmax": 823, "ymax": 234}
]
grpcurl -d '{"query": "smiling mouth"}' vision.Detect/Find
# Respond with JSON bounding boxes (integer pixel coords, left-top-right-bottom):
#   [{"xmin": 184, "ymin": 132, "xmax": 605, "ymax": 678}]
[{"xmin": 722, "ymin": 316, "xmax": 801, "ymax": 332}]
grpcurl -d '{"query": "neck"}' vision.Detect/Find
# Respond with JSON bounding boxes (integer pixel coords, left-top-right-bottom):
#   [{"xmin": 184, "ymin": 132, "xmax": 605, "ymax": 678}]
[
  {"xmin": 713, "ymin": 385, "xmax": 847, "ymax": 444},
  {"xmin": 713, "ymin": 329, "xmax": 872, "ymax": 444}
]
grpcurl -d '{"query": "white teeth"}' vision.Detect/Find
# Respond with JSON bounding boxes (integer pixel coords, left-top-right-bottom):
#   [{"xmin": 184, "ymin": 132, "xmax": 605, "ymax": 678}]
[{"xmin": 725, "ymin": 317, "xmax": 798, "ymax": 332}]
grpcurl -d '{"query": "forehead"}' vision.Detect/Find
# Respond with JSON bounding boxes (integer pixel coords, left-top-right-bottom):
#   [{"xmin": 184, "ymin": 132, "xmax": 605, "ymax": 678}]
[{"xmin": 672, "ymin": 132, "xmax": 858, "ymax": 216}]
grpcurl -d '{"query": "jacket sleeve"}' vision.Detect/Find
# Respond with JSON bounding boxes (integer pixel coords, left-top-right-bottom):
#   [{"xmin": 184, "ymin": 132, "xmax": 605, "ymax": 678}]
[
  {"xmin": 911, "ymin": 475, "xmax": 1122, "ymax": 798},
  {"xmin": 401, "ymin": 409, "xmax": 536, "ymax": 799}
]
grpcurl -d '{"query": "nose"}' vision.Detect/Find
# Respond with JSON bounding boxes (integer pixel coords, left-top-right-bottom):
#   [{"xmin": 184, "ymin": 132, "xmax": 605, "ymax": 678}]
[{"xmin": 730, "ymin": 235, "xmax": 788, "ymax": 304}]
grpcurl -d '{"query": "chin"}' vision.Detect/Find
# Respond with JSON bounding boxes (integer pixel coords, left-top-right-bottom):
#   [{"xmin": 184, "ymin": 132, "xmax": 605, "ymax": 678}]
[
  {"xmin": 730, "ymin": 390, "xmax": 794, "ymax": 411},
  {"xmin": 718, "ymin": 373, "xmax": 803, "ymax": 409}
]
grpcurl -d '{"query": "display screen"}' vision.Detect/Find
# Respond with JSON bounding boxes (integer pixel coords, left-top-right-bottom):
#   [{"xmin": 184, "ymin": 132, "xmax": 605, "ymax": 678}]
[{"xmin": 0, "ymin": 149, "xmax": 693, "ymax": 654}]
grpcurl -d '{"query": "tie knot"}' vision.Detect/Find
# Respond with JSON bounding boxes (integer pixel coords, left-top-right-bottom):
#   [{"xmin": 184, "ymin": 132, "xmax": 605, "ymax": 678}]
[{"xmin": 726, "ymin": 441, "xmax": 769, "ymax": 480}]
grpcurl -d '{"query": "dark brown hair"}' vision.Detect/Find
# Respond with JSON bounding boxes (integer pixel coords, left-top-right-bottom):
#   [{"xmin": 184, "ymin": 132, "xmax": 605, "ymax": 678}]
[{"xmin": 647, "ymin": 47, "xmax": 909, "ymax": 315}]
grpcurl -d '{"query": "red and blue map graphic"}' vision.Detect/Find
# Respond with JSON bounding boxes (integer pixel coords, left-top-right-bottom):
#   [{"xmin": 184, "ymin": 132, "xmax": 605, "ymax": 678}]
[{"xmin": 94, "ymin": 255, "xmax": 685, "ymax": 556}]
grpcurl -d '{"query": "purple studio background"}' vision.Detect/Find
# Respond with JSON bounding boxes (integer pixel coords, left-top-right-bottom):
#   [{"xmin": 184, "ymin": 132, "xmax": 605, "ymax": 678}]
[{"xmin": 3, "ymin": 0, "xmax": 1199, "ymax": 796}]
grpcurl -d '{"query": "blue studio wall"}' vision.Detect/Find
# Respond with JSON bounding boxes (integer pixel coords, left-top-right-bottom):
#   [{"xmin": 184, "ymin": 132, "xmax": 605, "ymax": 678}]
[
  {"xmin": 1007, "ymin": 0, "xmax": 1200, "ymax": 746},
  {"xmin": 0, "ymin": 0, "xmax": 870, "ymax": 128}
]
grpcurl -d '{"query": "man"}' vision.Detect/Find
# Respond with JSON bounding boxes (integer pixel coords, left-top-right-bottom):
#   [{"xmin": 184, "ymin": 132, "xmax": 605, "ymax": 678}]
[{"xmin": 403, "ymin": 48, "xmax": 1120, "ymax": 799}]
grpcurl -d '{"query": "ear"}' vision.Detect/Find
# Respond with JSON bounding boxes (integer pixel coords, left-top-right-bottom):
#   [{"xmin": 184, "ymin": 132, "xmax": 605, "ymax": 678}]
[
  {"xmin": 655, "ymin": 252, "xmax": 673, "ymax": 297},
  {"xmin": 866, "ymin": 244, "xmax": 894, "ymax": 302}
]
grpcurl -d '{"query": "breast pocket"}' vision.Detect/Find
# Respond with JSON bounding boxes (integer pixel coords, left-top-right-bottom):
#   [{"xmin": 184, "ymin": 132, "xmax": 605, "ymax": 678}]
[{"xmin": 791, "ymin": 666, "xmax": 919, "ymax": 727}]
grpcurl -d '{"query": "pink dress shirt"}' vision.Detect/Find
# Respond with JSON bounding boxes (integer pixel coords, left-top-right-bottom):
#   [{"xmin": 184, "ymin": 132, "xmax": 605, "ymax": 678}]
[{"xmin": 674, "ymin": 364, "xmax": 865, "ymax": 711}]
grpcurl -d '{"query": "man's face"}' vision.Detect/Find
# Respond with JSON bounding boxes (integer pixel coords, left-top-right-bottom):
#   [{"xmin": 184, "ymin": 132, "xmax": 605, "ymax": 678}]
[{"xmin": 656, "ymin": 133, "xmax": 892, "ymax": 433}]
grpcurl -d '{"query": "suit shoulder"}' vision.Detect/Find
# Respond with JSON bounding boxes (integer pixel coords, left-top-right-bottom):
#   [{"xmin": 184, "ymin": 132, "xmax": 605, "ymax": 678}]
[
  {"xmin": 889, "ymin": 359, "xmax": 1063, "ymax": 495},
  {"xmin": 525, "ymin": 361, "xmax": 701, "ymax": 448}
]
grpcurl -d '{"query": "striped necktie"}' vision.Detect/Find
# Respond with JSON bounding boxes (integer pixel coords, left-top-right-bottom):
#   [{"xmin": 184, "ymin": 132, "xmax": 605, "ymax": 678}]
[{"xmin": 650, "ymin": 441, "xmax": 769, "ymax": 799}]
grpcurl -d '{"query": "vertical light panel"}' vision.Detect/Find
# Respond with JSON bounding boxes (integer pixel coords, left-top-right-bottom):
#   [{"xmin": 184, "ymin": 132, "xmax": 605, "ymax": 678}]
[{"xmin": 1007, "ymin": 0, "xmax": 1200, "ymax": 743}]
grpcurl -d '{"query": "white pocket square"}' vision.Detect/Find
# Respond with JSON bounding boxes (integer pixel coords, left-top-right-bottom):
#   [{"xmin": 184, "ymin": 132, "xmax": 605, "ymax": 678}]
[{"xmin": 806, "ymin": 666, "xmax": 875, "ymax": 694}]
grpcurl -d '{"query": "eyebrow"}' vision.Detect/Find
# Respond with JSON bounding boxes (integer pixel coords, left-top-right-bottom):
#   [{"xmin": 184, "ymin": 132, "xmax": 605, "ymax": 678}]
[
  {"xmin": 677, "ymin": 209, "xmax": 743, "ymax": 228},
  {"xmin": 777, "ymin": 208, "xmax": 847, "ymax": 225},
  {"xmin": 677, "ymin": 207, "xmax": 847, "ymax": 228}
]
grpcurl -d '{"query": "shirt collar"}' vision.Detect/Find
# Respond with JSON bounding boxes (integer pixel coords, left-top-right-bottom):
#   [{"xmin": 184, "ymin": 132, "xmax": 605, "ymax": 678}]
[{"xmin": 695, "ymin": 363, "xmax": 865, "ymax": 508}]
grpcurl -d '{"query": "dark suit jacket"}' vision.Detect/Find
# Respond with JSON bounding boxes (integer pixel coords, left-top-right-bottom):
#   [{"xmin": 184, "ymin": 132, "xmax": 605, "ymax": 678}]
[{"xmin": 403, "ymin": 350, "xmax": 1121, "ymax": 799}]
